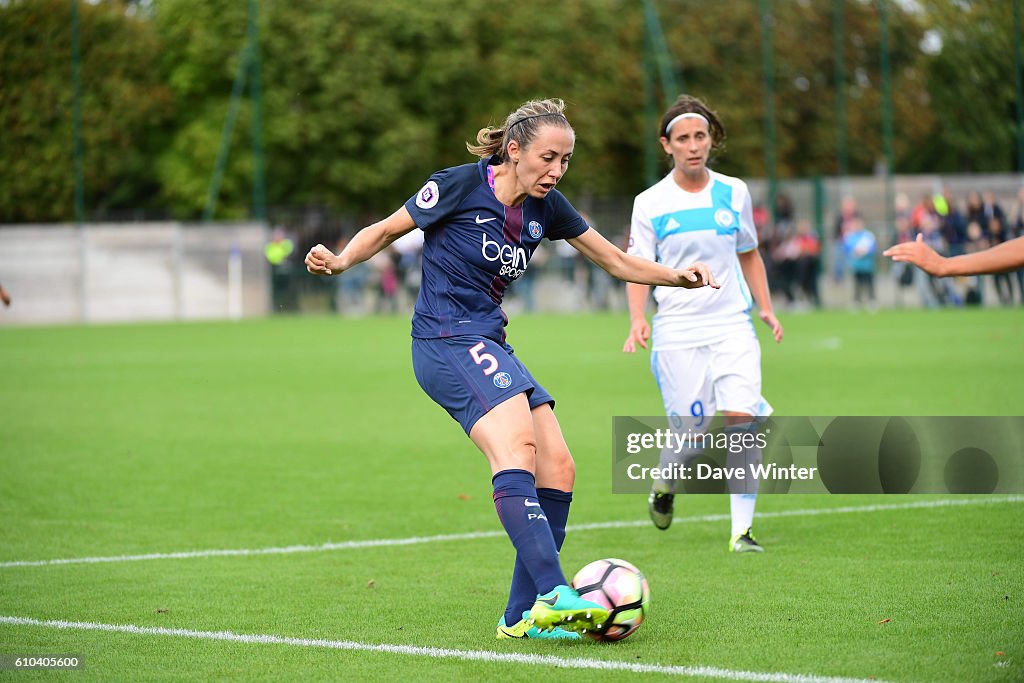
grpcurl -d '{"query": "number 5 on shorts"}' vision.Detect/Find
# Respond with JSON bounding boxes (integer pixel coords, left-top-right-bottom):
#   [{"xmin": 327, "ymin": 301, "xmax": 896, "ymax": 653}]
[{"xmin": 469, "ymin": 341, "xmax": 498, "ymax": 376}]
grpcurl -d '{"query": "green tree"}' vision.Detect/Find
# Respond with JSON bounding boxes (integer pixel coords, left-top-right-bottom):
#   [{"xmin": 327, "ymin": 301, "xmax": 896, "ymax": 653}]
[
  {"xmin": 6, "ymin": 0, "xmax": 1018, "ymax": 223},
  {"xmin": 257, "ymin": 0, "xmax": 485, "ymax": 217},
  {"xmin": 455, "ymin": 0, "xmax": 647, "ymax": 201},
  {"xmin": 259, "ymin": 0, "xmax": 646, "ymax": 216},
  {"xmin": 0, "ymin": 0, "xmax": 171, "ymax": 222},
  {"xmin": 654, "ymin": 0, "xmax": 934, "ymax": 179},
  {"xmin": 909, "ymin": 0, "xmax": 1019, "ymax": 171},
  {"xmin": 150, "ymin": 0, "xmax": 252, "ymax": 218}
]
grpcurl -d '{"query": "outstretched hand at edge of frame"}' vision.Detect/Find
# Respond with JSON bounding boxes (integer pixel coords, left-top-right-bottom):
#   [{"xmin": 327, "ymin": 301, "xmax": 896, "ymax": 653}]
[{"xmin": 882, "ymin": 234, "xmax": 945, "ymax": 277}]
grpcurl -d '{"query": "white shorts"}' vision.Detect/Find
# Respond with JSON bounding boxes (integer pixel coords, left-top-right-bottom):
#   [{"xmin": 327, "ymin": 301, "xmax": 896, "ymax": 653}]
[{"xmin": 650, "ymin": 329, "xmax": 772, "ymax": 430}]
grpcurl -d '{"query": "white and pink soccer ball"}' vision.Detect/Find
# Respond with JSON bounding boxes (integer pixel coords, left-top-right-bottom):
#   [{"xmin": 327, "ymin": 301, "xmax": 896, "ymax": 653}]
[{"xmin": 571, "ymin": 558, "xmax": 651, "ymax": 641}]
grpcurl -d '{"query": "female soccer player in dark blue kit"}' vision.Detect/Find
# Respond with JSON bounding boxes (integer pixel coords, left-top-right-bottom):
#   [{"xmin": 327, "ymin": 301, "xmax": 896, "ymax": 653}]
[{"xmin": 306, "ymin": 99, "xmax": 718, "ymax": 640}]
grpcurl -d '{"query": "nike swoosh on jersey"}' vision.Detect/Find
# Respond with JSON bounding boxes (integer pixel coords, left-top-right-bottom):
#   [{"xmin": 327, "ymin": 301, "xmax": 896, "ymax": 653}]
[{"xmin": 475, "ymin": 215, "xmax": 497, "ymax": 224}]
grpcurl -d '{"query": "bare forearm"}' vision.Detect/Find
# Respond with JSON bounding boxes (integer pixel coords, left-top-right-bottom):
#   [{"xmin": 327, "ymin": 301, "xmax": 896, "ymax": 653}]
[
  {"xmin": 569, "ymin": 230, "xmax": 672, "ymax": 284},
  {"xmin": 738, "ymin": 248, "xmax": 784, "ymax": 342},
  {"xmin": 626, "ymin": 282, "xmax": 651, "ymax": 322},
  {"xmin": 942, "ymin": 237, "xmax": 1024, "ymax": 276},
  {"xmin": 337, "ymin": 207, "xmax": 417, "ymax": 273},
  {"xmin": 567, "ymin": 228, "xmax": 715, "ymax": 289},
  {"xmin": 306, "ymin": 207, "xmax": 416, "ymax": 276},
  {"xmin": 608, "ymin": 251, "xmax": 690, "ymax": 286},
  {"xmin": 336, "ymin": 222, "xmax": 396, "ymax": 272},
  {"xmin": 739, "ymin": 249, "xmax": 774, "ymax": 312}
]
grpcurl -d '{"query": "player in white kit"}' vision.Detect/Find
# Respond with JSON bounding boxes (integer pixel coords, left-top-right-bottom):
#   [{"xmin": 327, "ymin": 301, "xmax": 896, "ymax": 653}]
[{"xmin": 622, "ymin": 94, "xmax": 783, "ymax": 552}]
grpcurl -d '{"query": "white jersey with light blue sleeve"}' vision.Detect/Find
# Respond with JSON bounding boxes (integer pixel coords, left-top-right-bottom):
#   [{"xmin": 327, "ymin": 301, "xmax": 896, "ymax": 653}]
[{"xmin": 628, "ymin": 169, "xmax": 758, "ymax": 350}]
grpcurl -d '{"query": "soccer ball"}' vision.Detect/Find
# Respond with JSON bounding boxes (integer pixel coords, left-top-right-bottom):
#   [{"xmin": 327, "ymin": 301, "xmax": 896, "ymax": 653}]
[{"xmin": 571, "ymin": 558, "xmax": 650, "ymax": 641}]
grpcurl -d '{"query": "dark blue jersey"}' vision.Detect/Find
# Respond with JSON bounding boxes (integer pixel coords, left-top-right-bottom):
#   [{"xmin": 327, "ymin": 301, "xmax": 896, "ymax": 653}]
[{"xmin": 404, "ymin": 156, "xmax": 588, "ymax": 341}]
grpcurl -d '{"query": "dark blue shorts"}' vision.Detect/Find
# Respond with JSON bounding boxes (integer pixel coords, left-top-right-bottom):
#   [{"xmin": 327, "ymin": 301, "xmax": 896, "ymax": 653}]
[{"xmin": 411, "ymin": 336, "xmax": 555, "ymax": 434}]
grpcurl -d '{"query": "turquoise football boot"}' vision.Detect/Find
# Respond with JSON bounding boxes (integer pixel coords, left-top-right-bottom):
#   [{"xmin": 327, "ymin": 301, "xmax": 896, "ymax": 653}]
[
  {"xmin": 496, "ymin": 611, "xmax": 581, "ymax": 640},
  {"xmin": 528, "ymin": 585, "xmax": 609, "ymax": 634}
]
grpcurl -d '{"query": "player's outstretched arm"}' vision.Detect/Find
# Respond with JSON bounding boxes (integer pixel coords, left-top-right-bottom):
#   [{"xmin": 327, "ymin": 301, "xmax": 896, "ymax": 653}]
[
  {"xmin": 568, "ymin": 227, "xmax": 720, "ymax": 289},
  {"xmin": 305, "ymin": 207, "xmax": 417, "ymax": 276},
  {"xmin": 883, "ymin": 234, "xmax": 1024, "ymax": 277}
]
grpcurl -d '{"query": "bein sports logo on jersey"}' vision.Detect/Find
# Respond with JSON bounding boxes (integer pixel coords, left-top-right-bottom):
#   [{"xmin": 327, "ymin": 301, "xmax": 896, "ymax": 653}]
[
  {"xmin": 416, "ymin": 181, "xmax": 440, "ymax": 210},
  {"xmin": 493, "ymin": 372, "xmax": 513, "ymax": 389},
  {"xmin": 528, "ymin": 221, "xmax": 543, "ymax": 239},
  {"xmin": 480, "ymin": 233, "xmax": 529, "ymax": 280}
]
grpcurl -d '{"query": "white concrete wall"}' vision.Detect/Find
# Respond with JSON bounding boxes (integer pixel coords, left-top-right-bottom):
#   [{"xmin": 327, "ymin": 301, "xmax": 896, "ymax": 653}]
[{"xmin": 0, "ymin": 222, "xmax": 271, "ymax": 325}]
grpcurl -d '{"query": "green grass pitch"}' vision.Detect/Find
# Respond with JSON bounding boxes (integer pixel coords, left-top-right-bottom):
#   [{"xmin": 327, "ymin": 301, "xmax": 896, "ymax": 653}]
[{"xmin": 0, "ymin": 309, "xmax": 1021, "ymax": 682}]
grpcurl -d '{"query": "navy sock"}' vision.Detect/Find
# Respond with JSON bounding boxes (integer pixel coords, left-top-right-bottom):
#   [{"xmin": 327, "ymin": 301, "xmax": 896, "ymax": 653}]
[
  {"xmin": 503, "ymin": 487, "xmax": 573, "ymax": 625},
  {"xmin": 492, "ymin": 470, "xmax": 567, "ymax": 611}
]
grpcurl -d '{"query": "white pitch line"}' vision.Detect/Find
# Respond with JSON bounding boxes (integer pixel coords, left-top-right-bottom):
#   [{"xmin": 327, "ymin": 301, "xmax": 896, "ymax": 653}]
[
  {"xmin": 0, "ymin": 615, "xmax": 898, "ymax": 683},
  {"xmin": 1, "ymin": 495, "xmax": 1020, "ymax": 569}
]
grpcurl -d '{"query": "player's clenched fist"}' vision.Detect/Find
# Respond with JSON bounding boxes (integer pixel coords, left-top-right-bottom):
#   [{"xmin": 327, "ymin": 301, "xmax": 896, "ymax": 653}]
[{"xmin": 305, "ymin": 244, "xmax": 338, "ymax": 276}]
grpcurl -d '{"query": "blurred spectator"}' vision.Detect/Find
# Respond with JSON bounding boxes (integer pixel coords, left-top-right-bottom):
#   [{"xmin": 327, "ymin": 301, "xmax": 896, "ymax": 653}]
[
  {"xmin": 962, "ymin": 189, "xmax": 1003, "ymax": 237},
  {"xmin": 981, "ymin": 191, "xmax": 1007, "ymax": 237},
  {"xmin": 842, "ymin": 218, "xmax": 877, "ymax": 309},
  {"xmin": 965, "ymin": 192, "xmax": 986, "ymax": 234},
  {"xmin": 892, "ymin": 195, "xmax": 917, "ymax": 306},
  {"xmin": 752, "ymin": 202, "xmax": 771, "ymax": 236},
  {"xmin": 832, "ymin": 195, "xmax": 862, "ymax": 282},
  {"xmin": 960, "ymin": 221, "xmax": 988, "ymax": 305},
  {"xmin": 989, "ymin": 216, "xmax": 1013, "ymax": 305},
  {"xmin": 755, "ymin": 200, "xmax": 784, "ymax": 297},
  {"xmin": 773, "ymin": 219, "xmax": 821, "ymax": 309},
  {"xmin": 0, "ymin": 282, "xmax": 10, "ymax": 307},
  {"xmin": 371, "ymin": 250, "xmax": 399, "ymax": 313},
  {"xmin": 770, "ymin": 224, "xmax": 798, "ymax": 307},
  {"xmin": 392, "ymin": 229, "xmax": 425, "ymax": 310},
  {"xmin": 963, "ymin": 220, "xmax": 988, "ymax": 252},
  {"xmin": 793, "ymin": 220, "xmax": 821, "ymax": 308},
  {"xmin": 938, "ymin": 188, "xmax": 966, "ymax": 256},
  {"xmin": 1014, "ymin": 186, "xmax": 1024, "ymax": 303},
  {"xmin": 774, "ymin": 192, "xmax": 795, "ymax": 233},
  {"xmin": 578, "ymin": 212, "xmax": 613, "ymax": 310},
  {"xmin": 894, "ymin": 192, "xmax": 913, "ymax": 236},
  {"xmin": 910, "ymin": 193, "xmax": 936, "ymax": 231},
  {"xmin": 265, "ymin": 227, "xmax": 297, "ymax": 312},
  {"xmin": 333, "ymin": 234, "xmax": 373, "ymax": 314},
  {"xmin": 512, "ymin": 242, "xmax": 544, "ymax": 312},
  {"xmin": 555, "ymin": 237, "xmax": 577, "ymax": 283},
  {"xmin": 917, "ymin": 213, "xmax": 953, "ymax": 307}
]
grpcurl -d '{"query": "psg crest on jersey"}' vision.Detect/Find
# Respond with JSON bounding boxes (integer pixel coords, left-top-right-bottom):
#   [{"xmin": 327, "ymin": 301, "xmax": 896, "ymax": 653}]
[
  {"xmin": 493, "ymin": 372, "xmax": 513, "ymax": 389},
  {"xmin": 528, "ymin": 221, "xmax": 543, "ymax": 239},
  {"xmin": 416, "ymin": 181, "xmax": 440, "ymax": 210}
]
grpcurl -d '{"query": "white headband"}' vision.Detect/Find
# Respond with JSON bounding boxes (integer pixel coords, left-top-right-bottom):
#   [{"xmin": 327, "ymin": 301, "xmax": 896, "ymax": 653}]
[{"xmin": 664, "ymin": 112, "xmax": 709, "ymax": 136}]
